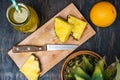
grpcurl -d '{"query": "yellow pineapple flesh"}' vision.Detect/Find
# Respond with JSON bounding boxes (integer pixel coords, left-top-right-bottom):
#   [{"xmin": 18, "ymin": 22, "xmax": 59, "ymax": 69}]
[
  {"xmin": 54, "ymin": 17, "xmax": 72, "ymax": 43},
  {"xmin": 68, "ymin": 15, "xmax": 87, "ymax": 40},
  {"xmin": 20, "ymin": 55, "xmax": 40, "ymax": 80}
]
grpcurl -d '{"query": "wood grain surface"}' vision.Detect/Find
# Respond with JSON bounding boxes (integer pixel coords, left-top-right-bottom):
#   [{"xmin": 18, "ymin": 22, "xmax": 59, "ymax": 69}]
[
  {"xmin": 8, "ymin": 3, "xmax": 96, "ymax": 77},
  {"xmin": 1, "ymin": 0, "xmax": 120, "ymax": 80}
]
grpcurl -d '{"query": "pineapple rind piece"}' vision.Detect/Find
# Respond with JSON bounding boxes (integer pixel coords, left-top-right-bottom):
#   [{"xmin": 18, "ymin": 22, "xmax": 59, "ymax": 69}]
[
  {"xmin": 68, "ymin": 15, "xmax": 87, "ymax": 40},
  {"xmin": 20, "ymin": 55, "xmax": 40, "ymax": 80},
  {"xmin": 54, "ymin": 17, "xmax": 72, "ymax": 43}
]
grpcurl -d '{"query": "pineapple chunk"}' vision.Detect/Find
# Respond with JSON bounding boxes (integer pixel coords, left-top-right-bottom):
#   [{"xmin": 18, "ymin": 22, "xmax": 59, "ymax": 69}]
[
  {"xmin": 20, "ymin": 55, "xmax": 40, "ymax": 80},
  {"xmin": 54, "ymin": 17, "xmax": 72, "ymax": 43},
  {"xmin": 68, "ymin": 15, "xmax": 87, "ymax": 40}
]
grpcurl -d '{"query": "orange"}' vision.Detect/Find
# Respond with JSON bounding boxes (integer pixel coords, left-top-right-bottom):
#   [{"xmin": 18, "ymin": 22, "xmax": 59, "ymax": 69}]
[{"xmin": 90, "ymin": 1, "xmax": 117, "ymax": 27}]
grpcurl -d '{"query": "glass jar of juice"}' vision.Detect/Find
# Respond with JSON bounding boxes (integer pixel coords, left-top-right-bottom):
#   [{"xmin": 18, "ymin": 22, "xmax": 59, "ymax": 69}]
[{"xmin": 6, "ymin": 3, "xmax": 40, "ymax": 33}]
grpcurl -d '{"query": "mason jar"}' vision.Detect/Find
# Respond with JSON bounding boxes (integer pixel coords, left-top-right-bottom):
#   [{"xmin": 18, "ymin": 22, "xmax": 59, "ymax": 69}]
[{"xmin": 6, "ymin": 3, "xmax": 40, "ymax": 33}]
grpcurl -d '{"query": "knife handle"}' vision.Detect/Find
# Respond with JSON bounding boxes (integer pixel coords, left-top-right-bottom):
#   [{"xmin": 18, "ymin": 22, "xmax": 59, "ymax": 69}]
[{"xmin": 12, "ymin": 45, "xmax": 46, "ymax": 53}]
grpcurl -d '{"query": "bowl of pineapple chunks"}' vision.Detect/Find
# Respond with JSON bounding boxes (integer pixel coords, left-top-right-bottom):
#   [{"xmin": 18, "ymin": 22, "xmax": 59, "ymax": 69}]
[{"xmin": 61, "ymin": 50, "xmax": 120, "ymax": 80}]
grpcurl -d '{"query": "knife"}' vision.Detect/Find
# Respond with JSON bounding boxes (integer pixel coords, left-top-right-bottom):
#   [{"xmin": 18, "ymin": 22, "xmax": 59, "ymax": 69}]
[{"xmin": 12, "ymin": 44, "xmax": 78, "ymax": 53}]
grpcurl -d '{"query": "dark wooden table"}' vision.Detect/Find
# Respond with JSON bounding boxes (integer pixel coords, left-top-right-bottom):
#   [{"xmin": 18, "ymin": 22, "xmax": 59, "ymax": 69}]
[{"xmin": 0, "ymin": 0, "xmax": 120, "ymax": 80}]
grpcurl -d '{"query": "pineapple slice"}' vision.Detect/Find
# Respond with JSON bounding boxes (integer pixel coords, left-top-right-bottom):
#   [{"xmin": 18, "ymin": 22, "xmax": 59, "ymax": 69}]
[
  {"xmin": 68, "ymin": 15, "xmax": 87, "ymax": 40},
  {"xmin": 54, "ymin": 17, "xmax": 72, "ymax": 43},
  {"xmin": 20, "ymin": 54, "xmax": 40, "ymax": 80}
]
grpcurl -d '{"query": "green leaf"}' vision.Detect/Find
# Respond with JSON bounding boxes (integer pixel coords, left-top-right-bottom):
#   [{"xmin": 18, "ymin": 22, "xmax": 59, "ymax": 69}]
[
  {"xmin": 104, "ymin": 62, "xmax": 117, "ymax": 80},
  {"xmin": 115, "ymin": 57, "xmax": 119, "ymax": 65},
  {"xmin": 97, "ymin": 57, "xmax": 105, "ymax": 73},
  {"xmin": 92, "ymin": 65, "xmax": 103, "ymax": 80},
  {"xmin": 114, "ymin": 57, "xmax": 120, "ymax": 80},
  {"xmin": 74, "ymin": 67, "xmax": 91, "ymax": 79},
  {"xmin": 75, "ymin": 74, "xmax": 85, "ymax": 80},
  {"xmin": 81, "ymin": 56, "xmax": 93, "ymax": 73},
  {"xmin": 69, "ymin": 68, "xmax": 76, "ymax": 79},
  {"xmin": 65, "ymin": 66, "xmax": 75, "ymax": 80}
]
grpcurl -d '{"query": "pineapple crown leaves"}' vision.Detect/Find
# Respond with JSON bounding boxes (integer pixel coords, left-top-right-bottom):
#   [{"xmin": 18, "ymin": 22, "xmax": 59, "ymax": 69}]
[
  {"xmin": 65, "ymin": 55, "xmax": 120, "ymax": 80},
  {"xmin": 114, "ymin": 57, "xmax": 120, "ymax": 80}
]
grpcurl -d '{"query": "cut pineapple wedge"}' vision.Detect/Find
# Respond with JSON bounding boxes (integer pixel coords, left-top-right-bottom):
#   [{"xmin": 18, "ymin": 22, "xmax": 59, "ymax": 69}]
[
  {"xmin": 54, "ymin": 17, "xmax": 72, "ymax": 43},
  {"xmin": 20, "ymin": 55, "xmax": 40, "ymax": 80},
  {"xmin": 68, "ymin": 15, "xmax": 87, "ymax": 40}
]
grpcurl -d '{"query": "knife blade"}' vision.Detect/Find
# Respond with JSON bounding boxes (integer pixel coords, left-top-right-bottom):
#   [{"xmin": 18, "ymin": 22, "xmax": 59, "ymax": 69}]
[{"xmin": 12, "ymin": 44, "xmax": 78, "ymax": 53}]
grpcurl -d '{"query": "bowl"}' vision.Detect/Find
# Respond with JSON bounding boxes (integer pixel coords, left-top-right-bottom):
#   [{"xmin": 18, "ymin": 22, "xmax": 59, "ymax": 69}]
[{"xmin": 61, "ymin": 50, "xmax": 102, "ymax": 80}]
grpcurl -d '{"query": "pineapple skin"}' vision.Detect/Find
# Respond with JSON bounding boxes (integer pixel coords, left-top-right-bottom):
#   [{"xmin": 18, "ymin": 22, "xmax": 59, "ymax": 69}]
[
  {"xmin": 68, "ymin": 15, "xmax": 87, "ymax": 40},
  {"xmin": 54, "ymin": 17, "xmax": 72, "ymax": 43},
  {"xmin": 20, "ymin": 55, "xmax": 40, "ymax": 80}
]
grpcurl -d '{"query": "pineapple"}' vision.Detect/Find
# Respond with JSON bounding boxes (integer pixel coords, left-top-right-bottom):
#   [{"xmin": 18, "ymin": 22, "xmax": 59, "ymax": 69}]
[
  {"xmin": 68, "ymin": 15, "xmax": 87, "ymax": 40},
  {"xmin": 20, "ymin": 54, "xmax": 41, "ymax": 80},
  {"xmin": 64, "ymin": 54, "xmax": 120, "ymax": 80},
  {"xmin": 54, "ymin": 17, "xmax": 72, "ymax": 43}
]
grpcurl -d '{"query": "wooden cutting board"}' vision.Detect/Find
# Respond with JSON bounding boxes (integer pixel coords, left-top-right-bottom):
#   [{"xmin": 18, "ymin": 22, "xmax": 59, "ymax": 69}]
[{"xmin": 8, "ymin": 3, "xmax": 96, "ymax": 77}]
